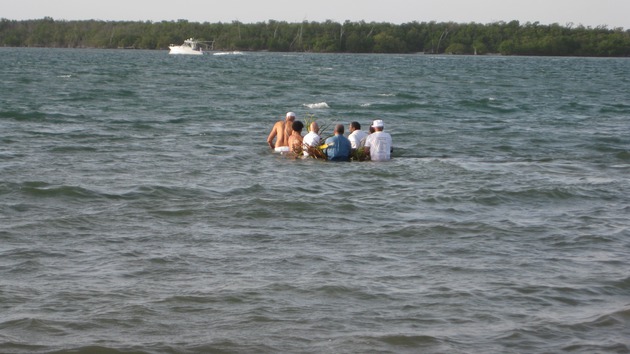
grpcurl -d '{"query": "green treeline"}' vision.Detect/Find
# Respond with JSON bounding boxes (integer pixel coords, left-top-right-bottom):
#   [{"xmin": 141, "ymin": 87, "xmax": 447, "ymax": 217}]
[{"xmin": 2, "ymin": 17, "xmax": 629, "ymax": 56}]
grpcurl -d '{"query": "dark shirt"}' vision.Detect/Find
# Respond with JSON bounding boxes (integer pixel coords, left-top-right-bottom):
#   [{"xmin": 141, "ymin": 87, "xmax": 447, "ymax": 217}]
[{"xmin": 325, "ymin": 134, "xmax": 352, "ymax": 161}]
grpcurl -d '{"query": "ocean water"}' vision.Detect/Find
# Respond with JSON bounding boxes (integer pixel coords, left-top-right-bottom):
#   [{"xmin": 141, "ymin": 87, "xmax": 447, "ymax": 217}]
[{"xmin": 1, "ymin": 48, "xmax": 629, "ymax": 353}]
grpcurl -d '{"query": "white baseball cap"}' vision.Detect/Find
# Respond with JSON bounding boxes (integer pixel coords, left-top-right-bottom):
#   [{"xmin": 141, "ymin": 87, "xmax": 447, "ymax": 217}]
[
  {"xmin": 286, "ymin": 112, "xmax": 296, "ymax": 118},
  {"xmin": 371, "ymin": 119, "xmax": 384, "ymax": 128}
]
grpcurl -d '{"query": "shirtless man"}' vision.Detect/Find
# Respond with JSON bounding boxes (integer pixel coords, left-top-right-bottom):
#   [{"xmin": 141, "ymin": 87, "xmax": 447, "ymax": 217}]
[
  {"xmin": 288, "ymin": 121, "xmax": 304, "ymax": 156},
  {"xmin": 267, "ymin": 112, "xmax": 296, "ymax": 152}
]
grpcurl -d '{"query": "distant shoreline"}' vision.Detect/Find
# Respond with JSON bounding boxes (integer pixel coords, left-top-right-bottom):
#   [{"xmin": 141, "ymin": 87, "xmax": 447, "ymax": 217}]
[{"xmin": 1, "ymin": 18, "xmax": 629, "ymax": 57}]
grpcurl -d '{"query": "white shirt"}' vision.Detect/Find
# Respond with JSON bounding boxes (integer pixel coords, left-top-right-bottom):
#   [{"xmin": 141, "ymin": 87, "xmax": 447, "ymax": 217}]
[
  {"xmin": 302, "ymin": 131, "xmax": 321, "ymax": 156},
  {"xmin": 364, "ymin": 131, "xmax": 392, "ymax": 161},
  {"xmin": 348, "ymin": 130, "xmax": 369, "ymax": 149}
]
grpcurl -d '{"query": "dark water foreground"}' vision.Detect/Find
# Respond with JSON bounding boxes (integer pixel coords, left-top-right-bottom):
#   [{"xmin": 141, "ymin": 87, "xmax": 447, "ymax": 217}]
[{"xmin": 1, "ymin": 48, "xmax": 629, "ymax": 353}]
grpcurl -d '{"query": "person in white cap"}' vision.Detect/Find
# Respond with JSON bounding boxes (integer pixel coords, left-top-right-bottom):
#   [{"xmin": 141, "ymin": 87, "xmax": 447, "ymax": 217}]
[
  {"xmin": 364, "ymin": 119, "xmax": 393, "ymax": 161},
  {"xmin": 267, "ymin": 112, "xmax": 296, "ymax": 152}
]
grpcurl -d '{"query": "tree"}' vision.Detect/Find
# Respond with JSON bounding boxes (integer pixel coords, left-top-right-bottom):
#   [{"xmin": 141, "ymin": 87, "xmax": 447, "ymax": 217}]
[
  {"xmin": 1, "ymin": 18, "xmax": 628, "ymax": 56},
  {"xmin": 373, "ymin": 32, "xmax": 405, "ymax": 53},
  {"xmin": 445, "ymin": 43, "xmax": 467, "ymax": 54}
]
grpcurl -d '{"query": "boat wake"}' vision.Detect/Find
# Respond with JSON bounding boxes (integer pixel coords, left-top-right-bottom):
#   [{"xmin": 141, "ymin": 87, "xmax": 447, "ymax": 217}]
[{"xmin": 213, "ymin": 51, "xmax": 244, "ymax": 56}]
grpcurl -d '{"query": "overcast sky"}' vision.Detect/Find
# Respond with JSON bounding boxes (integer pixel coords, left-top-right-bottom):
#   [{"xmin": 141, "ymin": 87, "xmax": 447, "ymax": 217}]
[{"xmin": 4, "ymin": 0, "xmax": 630, "ymax": 29}]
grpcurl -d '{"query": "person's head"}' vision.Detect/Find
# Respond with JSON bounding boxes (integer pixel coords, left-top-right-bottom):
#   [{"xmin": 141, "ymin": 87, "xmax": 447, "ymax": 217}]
[
  {"xmin": 349, "ymin": 121, "xmax": 361, "ymax": 132},
  {"xmin": 292, "ymin": 120, "xmax": 304, "ymax": 133},
  {"xmin": 369, "ymin": 126, "xmax": 375, "ymax": 134},
  {"xmin": 309, "ymin": 121, "xmax": 319, "ymax": 134},
  {"xmin": 371, "ymin": 119, "xmax": 384, "ymax": 132},
  {"xmin": 334, "ymin": 124, "xmax": 344, "ymax": 135},
  {"xmin": 286, "ymin": 112, "xmax": 296, "ymax": 122}
]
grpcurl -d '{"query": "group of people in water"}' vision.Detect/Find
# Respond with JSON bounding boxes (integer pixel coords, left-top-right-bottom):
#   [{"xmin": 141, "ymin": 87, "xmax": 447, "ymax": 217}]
[{"xmin": 266, "ymin": 112, "xmax": 393, "ymax": 161}]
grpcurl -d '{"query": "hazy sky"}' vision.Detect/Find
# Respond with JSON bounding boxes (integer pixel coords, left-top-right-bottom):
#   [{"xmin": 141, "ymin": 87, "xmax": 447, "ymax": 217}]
[{"xmin": 5, "ymin": 0, "xmax": 630, "ymax": 29}]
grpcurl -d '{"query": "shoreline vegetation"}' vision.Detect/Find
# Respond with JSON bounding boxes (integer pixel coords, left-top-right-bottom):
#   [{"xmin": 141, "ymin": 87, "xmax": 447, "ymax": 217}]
[{"xmin": 1, "ymin": 17, "xmax": 629, "ymax": 57}]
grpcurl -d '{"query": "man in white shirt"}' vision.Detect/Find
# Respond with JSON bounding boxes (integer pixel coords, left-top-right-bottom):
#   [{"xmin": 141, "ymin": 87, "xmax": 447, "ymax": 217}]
[
  {"xmin": 364, "ymin": 119, "xmax": 393, "ymax": 161},
  {"xmin": 347, "ymin": 121, "xmax": 369, "ymax": 150},
  {"xmin": 302, "ymin": 121, "xmax": 321, "ymax": 157}
]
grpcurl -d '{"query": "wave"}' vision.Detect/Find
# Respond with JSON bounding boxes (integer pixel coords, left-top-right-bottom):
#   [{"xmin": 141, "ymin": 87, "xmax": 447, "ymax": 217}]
[
  {"xmin": 599, "ymin": 103, "xmax": 630, "ymax": 114},
  {"xmin": 554, "ymin": 306, "xmax": 630, "ymax": 352},
  {"xmin": 608, "ymin": 276, "xmax": 630, "ymax": 292},
  {"xmin": 376, "ymin": 334, "xmax": 441, "ymax": 347},
  {"xmin": 49, "ymin": 346, "xmax": 145, "ymax": 354},
  {"xmin": 616, "ymin": 151, "xmax": 630, "ymax": 160},
  {"xmin": 562, "ymin": 343, "xmax": 630, "ymax": 353},
  {"xmin": 213, "ymin": 51, "xmax": 244, "ymax": 56},
  {"xmin": 15, "ymin": 182, "xmax": 104, "ymax": 200},
  {"xmin": 0, "ymin": 109, "xmax": 88, "ymax": 122},
  {"xmin": 0, "ymin": 110, "xmax": 47, "ymax": 121},
  {"xmin": 361, "ymin": 101, "xmax": 431, "ymax": 112},
  {"xmin": 456, "ymin": 98, "xmax": 519, "ymax": 113},
  {"xmin": 0, "ymin": 341, "xmax": 48, "ymax": 354},
  {"xmin": 48, "ymin": 145, "xmax": 99, "ymax": 153},
  {"xmin": 4, "ymin": 182, "xmax": 210, "ymax": 204},
  {"xmin": 468, "ymin": 186, "xmax": 600, "ymax": 205},
  {"xmin": 303, "ymin": 102, "xmax": 329, "ymax": 109}
]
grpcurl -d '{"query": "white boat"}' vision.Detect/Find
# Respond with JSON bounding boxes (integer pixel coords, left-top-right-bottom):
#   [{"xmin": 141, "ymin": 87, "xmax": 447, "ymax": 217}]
[{"xmin": 169, "ymin": 38, "xmax": 204, "ymax": 55}]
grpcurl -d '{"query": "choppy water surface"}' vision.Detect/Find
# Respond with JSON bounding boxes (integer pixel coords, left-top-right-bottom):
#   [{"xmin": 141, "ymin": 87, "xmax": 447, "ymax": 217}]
[{"xmin": 1, "ymin": 48, "xmax": 629, "ymax": 353}]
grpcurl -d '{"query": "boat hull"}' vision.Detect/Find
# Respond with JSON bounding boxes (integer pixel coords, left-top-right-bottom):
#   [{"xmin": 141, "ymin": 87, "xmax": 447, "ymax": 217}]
[{"xmin": 168, "ymin": 46, "xmax": 203, "ymax": 55}]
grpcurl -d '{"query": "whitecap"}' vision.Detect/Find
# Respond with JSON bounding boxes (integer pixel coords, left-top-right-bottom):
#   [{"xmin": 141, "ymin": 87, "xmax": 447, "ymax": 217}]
[
  {"xmin": 303, "ymin": 102, "xmax": 330, "ymax": 109},
  {"xmin": 360, "ymin": 103, "xmax": 372, "ymax": 107}
]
